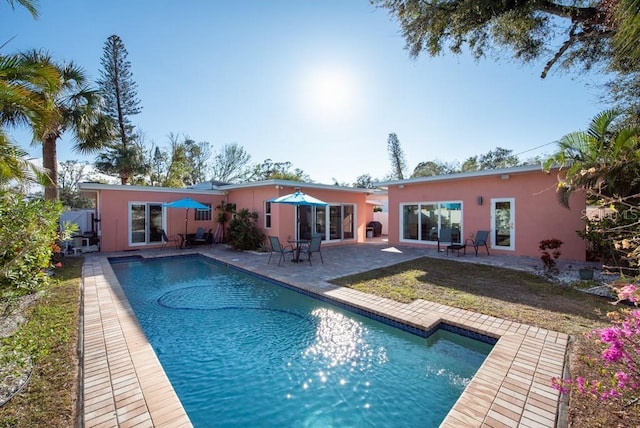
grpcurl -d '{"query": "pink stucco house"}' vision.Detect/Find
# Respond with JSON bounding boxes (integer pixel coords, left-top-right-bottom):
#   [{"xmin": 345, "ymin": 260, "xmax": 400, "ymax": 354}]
[
  {"xmin": 79, "ymin": 165, "xmax": 587, "ymax": 260},
  {"xmin": 378, "ymin": 165, "xmax": 587, "ymax": 261},
  {"xmin": 79, "ymin": 181, "xmax": 377, "ymax": 252}
]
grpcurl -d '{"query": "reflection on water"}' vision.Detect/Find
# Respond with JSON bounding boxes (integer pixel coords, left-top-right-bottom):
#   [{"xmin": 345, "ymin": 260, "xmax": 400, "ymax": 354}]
[{"xmin": 305, "ymin": 308, "xmax": 386, "ymax": 369}]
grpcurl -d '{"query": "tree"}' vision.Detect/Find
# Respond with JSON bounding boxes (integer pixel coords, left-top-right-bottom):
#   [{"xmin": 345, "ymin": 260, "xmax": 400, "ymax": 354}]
[
  {"xmin": 372, "ymin": 0, "xmax": 639, "ymax": 78},
  {"xmin": 353, "ymin": 174, "xmax": 376, "ymax": 188},
  {"xmin": 94, "ymin": 138, "xmax": 148, "ymax": 186},
  {"xmin": 0, "ymin": 53, "xmax": 60, "ymax": 189},
  {"xmin": 387, "ymin": 132, "xmax": 406, "ymax": 180},
  {"xmin": 163, "ymin": 133, "xmax": 189, "ymax": 187},
  {"xmin": 11, "ymin": 51, "xmax": 113, "ymax": 200},
  {"xmin": 460, "ymin": 156, "xmax": 479, "ymax": 173},
  {"xmin": 544, "ymin": 109, "xmax": 640, "ymax": 269},
  {"xmin": 58, "ymin": 160, "xmax": 94, "ymax": 208},
  {"xmin": 477, "ymin": 147, "xmax": 520, "ymax": 170},
  {"xmin": 211, "ymin": 142, "xmax": 252, "ymax": 183},
  {"xmin": 249, "ymin": 159, "xmax": 311, "ymax": 182},
  {"xmin": 184, "ymin": 138, "xmax": 211, "ymax": 185},
  {"xmin": 96, "ymin": 35, "xmax": 144, "ymax": 184},
  {"xmin": 411, "ymin": 160, "xmax": 457, "ymax": 177},
  {"xmin": 149, "ymin": 145, "xmax": 167, "ymax": 187},
  {"xmin": 2, "ymin": 0, "xmax": 38, "ymax": 18}
]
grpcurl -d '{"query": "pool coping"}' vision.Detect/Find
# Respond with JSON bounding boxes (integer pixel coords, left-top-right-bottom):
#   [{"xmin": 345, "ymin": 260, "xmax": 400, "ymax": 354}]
[{"xmin": 82, "ymin": 250, "xmax": 568, "ymax": 427}]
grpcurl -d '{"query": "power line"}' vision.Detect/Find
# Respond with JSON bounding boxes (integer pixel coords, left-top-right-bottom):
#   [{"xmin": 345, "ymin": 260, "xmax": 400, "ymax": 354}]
[{"xmin": 513, "ymin": 140, "xmax": 558, "ymax": 157}]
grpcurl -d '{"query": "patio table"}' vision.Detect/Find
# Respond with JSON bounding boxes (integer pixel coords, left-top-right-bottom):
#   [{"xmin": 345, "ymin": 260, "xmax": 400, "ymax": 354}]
[{"xmin": 287, "ymin": 239, "xmax": 310, "ymax": 263}]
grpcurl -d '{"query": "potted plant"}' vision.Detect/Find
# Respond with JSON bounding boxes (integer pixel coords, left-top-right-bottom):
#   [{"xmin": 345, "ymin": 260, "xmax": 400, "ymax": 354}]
[{"xmin": 579, "ymin": 267, "xmax": 595, "ymax": 280}]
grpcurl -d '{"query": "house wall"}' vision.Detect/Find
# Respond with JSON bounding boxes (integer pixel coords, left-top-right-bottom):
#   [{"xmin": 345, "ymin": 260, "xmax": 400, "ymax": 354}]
[
  {"xmin": 96, "ymin": 189, "xmax": 219, "ymax": 252},
  {"xmin": 228, "ymin": 185, "xmax": 369, "ymax": 245},
  {"xmin": 387, "ymin": 171, "xmax": 587, "ymax": 261},
  {"xmin": 90, "ymin": 184, "xmax": 370, "ymax": 252}
]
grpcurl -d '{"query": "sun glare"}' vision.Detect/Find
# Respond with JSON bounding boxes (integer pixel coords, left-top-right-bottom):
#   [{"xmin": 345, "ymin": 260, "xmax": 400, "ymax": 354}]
[{"xmin": 301, "ymin": 66, "xmax": 358, "ymax": 122}]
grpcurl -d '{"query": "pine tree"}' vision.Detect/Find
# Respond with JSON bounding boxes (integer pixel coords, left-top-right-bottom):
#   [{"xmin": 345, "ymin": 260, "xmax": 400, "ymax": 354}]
[
  {"xmin": 387, "ymin": 133, "xmax": 406, "ymax": 180},
  {"xmin": 97, "ymin": 35, "xmax": 145, "ymax": 184}
]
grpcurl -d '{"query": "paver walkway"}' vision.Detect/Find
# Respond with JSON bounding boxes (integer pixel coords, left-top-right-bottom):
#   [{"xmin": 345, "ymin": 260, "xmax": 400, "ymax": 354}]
[{"xmin": 82, "ymin": 240, "xmax": 586, "ymax": 427}]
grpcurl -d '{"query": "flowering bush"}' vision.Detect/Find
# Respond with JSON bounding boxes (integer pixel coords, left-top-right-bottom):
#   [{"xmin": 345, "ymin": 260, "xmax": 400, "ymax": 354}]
[
  {"xmin": 539, "ymin": 238, "xmax": 563, "ymax": 274},
  {"xmin": 552, "ymin": 282, "xmax": 640, "ymax": 402}
]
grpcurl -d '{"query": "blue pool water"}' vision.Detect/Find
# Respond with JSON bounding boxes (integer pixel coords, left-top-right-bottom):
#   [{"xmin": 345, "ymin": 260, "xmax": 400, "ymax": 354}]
[{"xmin": 110, "ymin": 255, "xmax": 493, "ymax": 427}]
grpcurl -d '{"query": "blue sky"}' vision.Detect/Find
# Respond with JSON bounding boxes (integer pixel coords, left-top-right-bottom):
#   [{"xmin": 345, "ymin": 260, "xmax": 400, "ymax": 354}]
[{"xmin": 4, "ymin": 0, "xmax": 608, "ymax": 185}]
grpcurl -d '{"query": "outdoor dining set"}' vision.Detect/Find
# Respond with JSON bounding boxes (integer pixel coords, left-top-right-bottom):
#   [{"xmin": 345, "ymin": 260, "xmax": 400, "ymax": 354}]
[{"xmin": 268, "ymin": 235, "xmax": 324, "ymax": 266}]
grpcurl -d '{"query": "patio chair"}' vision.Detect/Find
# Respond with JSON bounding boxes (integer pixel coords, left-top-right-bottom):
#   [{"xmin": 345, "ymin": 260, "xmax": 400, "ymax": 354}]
[
  {"xmin": 161, "ymin": 229, "xmax": 179, "ymax": 250},
  {"xmin": 192, "ymin": 228, "xmax": 212, "ymax": 247},
  {"xmin": 438, "ymin": 227, "xmax": 466, "ymax": 256},
  {"xmin": 268, "ymin": 236, "xmax": 294, "ymax": 266},
  {"xmin": 465, "ymin": 230, "xmax": 490, "ymax": 256},
  {"xmin": 299, "ymin": 234, "xmax": 323, "ymax": 265}
]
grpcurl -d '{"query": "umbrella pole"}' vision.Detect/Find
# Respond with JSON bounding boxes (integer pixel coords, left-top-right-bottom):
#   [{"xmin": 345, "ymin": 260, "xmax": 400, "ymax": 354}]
[{"xmin": 185, "ymin": 208, "xmax": 189, "ymax": 236}]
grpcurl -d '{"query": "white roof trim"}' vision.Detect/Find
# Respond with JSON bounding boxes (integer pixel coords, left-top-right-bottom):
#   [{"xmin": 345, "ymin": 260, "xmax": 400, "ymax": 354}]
[
  {"xmin": 78, "ymin": 182, "xmax": 226, "ymax": 195},
  {"xmin": 376, "ymin": 164, "xmax": 551, "ymax": 187}
]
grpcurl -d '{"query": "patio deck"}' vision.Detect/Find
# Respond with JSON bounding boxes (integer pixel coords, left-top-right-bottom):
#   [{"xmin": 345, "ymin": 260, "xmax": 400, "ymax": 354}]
[{"xmin": 81, "ymin": 240, "xmax": 587, "ymax": 427}]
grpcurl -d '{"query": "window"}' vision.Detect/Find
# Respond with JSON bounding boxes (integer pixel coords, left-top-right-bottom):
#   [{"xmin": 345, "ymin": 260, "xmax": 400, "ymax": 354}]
[
  {"xmin": 265, "ymin": 201, "xmax": 271, "ymax": 228},
  {"xmin": 400, "ymin": 201, "xmax": 462, "ymax": 244},
  {"xmin": 195, "ymin": 203, "xmax": 212, "ymax": 221}
]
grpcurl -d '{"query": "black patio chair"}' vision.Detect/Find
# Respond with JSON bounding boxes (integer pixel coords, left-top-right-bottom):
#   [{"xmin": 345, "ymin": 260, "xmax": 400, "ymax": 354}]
[
  {"xmin": 299, "ymin": 234, "xmax": 323, "ymax": 265},
  {"xmin": 465, "ymin": 230, "xmax": 490, "ymax": 256},
  {"xmin": 161, "ymin": 229, "xmax": 179, "ymax": 250}
]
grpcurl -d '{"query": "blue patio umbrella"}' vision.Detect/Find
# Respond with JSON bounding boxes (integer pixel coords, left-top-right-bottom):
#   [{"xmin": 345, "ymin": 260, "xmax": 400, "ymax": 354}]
[
  {"xmin": 163, "ymin": 198, "xmax": 211, "ymax": 236},
  {"xmin": 268, "ymin": 191, "xmax": 328, "ymax": 207},
  {"xmin": 269, "ymin": 191, "xmax": 328, "ymax": 239}
]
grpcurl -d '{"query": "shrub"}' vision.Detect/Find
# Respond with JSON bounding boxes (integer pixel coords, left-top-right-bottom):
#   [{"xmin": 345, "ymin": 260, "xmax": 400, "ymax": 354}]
[
  {"xmin": 0, "ymin": 191, "xmax": 62, "ymax": 296},
  {"xmin": 552, "ymin": 283, "xmax": 640, "ymax": 403},
  {"xmin": 227, "ymin": 208, "xmax": 265, "ymax": 251},
  {"xmin": 539, "ymin": 238, "xmax": 563, "ymax": 274}
]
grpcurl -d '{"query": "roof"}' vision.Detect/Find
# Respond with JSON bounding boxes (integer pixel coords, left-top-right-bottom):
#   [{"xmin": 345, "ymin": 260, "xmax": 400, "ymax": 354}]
[
  {"xmin": 78, "ymin": 179, "xmax": 381, "ymax": 196},
  {"xmin": 214, "ymin": 179, "xmax": 377, "ymax": 194},
  {"xmin": 78, "ymin": 182, "xmax": 226, "ymax": 196},
  {"xmin": 375, "ymin": 164, "xmax": 550, "ymax": 187}
]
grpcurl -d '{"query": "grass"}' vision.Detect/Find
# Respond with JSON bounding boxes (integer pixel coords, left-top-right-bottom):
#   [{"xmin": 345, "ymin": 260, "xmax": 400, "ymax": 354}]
[
  {"xmin": 0, "ymin": 257, "xmax": 82, "ymax": 428},
  {"xmin": 331, "ymin": 257, "xmax": 612, "ymax": 335},
  {"xmin": 331, "ymin": 256, "xmax": 640, "ymax": 427}
]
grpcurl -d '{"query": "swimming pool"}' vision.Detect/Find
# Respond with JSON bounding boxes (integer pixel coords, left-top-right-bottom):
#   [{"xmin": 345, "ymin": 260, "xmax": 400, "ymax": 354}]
[{"xmin": 110, "ymin": 255, "xmax": 493, "ymax": 427}]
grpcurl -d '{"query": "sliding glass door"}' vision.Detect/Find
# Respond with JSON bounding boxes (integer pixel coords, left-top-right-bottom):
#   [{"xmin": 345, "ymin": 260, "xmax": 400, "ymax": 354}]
[
  {"xmin": 298, "ymin": 204, "xmax": 354, "ymax": 241},
  {"xmin": 129, "ymin": 202, "xmax": 164, "ymax": 245},
  {"xmin": 400, "ymin": 201, "xmax": 462, "ymax": 243}
]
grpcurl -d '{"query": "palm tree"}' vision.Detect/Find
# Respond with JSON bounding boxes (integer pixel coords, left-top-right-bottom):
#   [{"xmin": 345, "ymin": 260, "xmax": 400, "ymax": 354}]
[
  {"xmin": 14, "ymin": 51, "xmax": 114, "ymax": 200},
  {"xmin": 544, "ymin": 109, "xmax": 640, "ymax": 208},
  {"xmin": 0, "ymin": 132, "xmax": 48, "ymax": 189},
  {"xmin": 545, "ymin": 109, "xmax": 640, "ymax": 269},
  {"xmin": 0, "ymin": 53, "xmax": 58, "ymax": 188},
  {"xmin": 3, "ymin": 0, "xmax": 38, "ymax": 18}
]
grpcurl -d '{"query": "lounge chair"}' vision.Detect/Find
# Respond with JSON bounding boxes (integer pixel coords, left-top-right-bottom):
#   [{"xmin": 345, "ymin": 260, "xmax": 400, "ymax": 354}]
[
  {"xmin": 161, "ymin": 229, "xmax": 179, "ymax": 249},
  {"xmin": 465, "ymin": 230, "xmax": 490, "ymax": 256},
  {"xmin": 299, "ymin": 234, "xmax": 323, "ymax": 265},
  {"xmin": 268, "ymin": 236, "xmax": 294, "ymax": 266}
]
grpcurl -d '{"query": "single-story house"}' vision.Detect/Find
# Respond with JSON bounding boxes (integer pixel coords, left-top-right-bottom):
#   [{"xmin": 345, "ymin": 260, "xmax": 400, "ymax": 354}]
[
  {"xmin": 79, "ymin": 165, "xmax": 588, "ymax": 260},
  {"xmin": 377, "ymin": 164, "xmax": 587, "ymax": 261},
  {"xmin": 79, "ymin": 180, "xmax": 378, "ymax": 252}
]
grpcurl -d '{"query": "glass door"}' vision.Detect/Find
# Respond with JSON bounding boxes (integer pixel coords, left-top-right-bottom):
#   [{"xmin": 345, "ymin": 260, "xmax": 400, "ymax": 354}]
[
  {"xmin": 298, "ymin": 206, "xmax": 312, "ymax": 240},
  {"xmin": 329, "ymin": 206, "xmax": 342, "ymax": 240},
  {"xmin": 491, "ymin": 198, "xmax": 514, "ymax": 250},
  {"xmin": 342, "ymin": 205, "xmax": 354, "ymax": 239},
  {"xmin": 129, "ymin": 203, "xmax": 164, "ymax": 245}
]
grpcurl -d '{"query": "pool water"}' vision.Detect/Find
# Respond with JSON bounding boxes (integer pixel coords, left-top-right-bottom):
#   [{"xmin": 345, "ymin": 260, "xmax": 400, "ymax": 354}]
[{"xmin": 111, "ymin": 256, "xmax": 493, "ymax": 427}]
